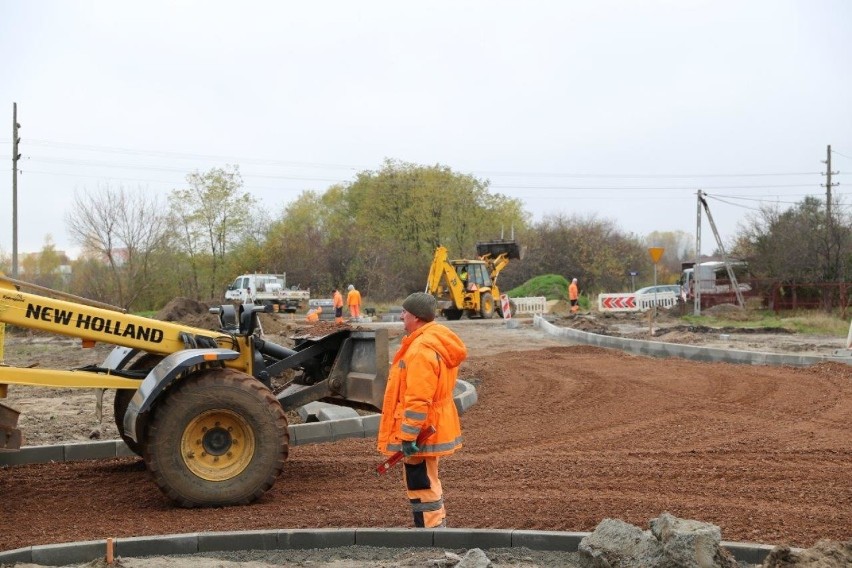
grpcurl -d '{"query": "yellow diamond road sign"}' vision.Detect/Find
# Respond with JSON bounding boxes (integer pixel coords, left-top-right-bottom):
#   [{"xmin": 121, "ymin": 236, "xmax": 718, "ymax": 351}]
[{"xmin": 648, "ymin": 247, "xmax": 665, "ymax": 264}]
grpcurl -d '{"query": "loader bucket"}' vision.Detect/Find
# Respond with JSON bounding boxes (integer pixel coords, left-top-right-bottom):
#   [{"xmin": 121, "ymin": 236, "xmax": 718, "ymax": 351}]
[
  {"xmin": 0, "ymin": 402, "xmax": 22, "ymax": 451},
  {"xmin": 276, "ymin": 328, "xmax": 389, "ymax": 412},
  {"xmin": 476, "ymin": 239, "xmax": 523, "ymax": 260}
]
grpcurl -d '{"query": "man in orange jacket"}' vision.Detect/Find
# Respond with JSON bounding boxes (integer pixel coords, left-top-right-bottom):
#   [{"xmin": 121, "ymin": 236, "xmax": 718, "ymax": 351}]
[
  {"xmin": 377, "ymin": 292, "xmax": 467, "ymax": 529},
  {"xmin": 346, "ymin": 284, "xmax": 362, "ymax": 318},
  {"xmin": 332, "ymin": 288, "xmax": 344, "ymax": 324},
  {"xmin": 569, "ymin": 277, "xmax": 579, "ymax": 314},
  {"xmin": 305, "ymin": 305, "xmax": 322, "ymax": 322}
]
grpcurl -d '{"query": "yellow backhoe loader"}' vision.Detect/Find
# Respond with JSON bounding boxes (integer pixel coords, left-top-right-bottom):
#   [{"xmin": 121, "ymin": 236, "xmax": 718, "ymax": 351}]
[
  {"xmin": 0, "ymin": 273, "xmax": 387, "ymax": 507},
  {"xmin": 425, "ymin": 240, "xmax": 523, "ymax": 320}
]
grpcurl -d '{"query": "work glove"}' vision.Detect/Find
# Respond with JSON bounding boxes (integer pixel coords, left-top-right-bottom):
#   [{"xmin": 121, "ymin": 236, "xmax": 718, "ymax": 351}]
[{"xmin": 401, "ymin": 440, "xmax": 419, "ymax": 457}]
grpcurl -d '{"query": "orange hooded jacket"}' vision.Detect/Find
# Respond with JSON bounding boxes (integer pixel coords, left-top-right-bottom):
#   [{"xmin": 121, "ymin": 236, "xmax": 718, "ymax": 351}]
[{"xmin": 377, "ymin": 321, "xmax": 467, "ymax": 457}]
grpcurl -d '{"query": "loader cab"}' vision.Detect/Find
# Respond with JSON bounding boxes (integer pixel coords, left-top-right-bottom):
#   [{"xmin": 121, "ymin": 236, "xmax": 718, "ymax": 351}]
[{"xmin": 452, "ymin": 261, "xmax": 492, "ymax": 291}]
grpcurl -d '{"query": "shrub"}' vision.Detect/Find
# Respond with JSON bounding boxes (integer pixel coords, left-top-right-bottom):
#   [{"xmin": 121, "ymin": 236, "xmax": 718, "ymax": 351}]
[{"xmin": 506, "ymin": 274, "xmax": 568, "ymax": 301}]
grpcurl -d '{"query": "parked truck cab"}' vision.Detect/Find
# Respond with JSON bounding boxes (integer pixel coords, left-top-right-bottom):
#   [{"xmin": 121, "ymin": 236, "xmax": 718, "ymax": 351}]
[{"xmin": 225, "ymin": 273, "xmax": 309, "ymax": 313}]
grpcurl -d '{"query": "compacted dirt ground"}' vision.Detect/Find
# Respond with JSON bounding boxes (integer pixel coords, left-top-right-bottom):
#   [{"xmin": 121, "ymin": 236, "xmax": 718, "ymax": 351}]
[{"xmin": 1, "ymin": 305, "xmax": 851, "ymax": 565}]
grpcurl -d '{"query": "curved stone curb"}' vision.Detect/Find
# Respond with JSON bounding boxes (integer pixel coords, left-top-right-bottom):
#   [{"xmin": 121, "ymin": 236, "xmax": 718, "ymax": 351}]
[
  {"xmin": 0, "ymin": 528, "xmax": 778, "ymax": 566},
  {"xmin": 534, "ymin": 315, "xmax": 852, "ymax": 367},
  {"xmin": 0, "ymin": 380, "xmax": 478, "ymax": 467}
]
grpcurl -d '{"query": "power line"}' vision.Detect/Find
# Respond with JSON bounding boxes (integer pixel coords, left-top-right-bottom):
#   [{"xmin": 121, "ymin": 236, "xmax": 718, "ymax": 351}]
[
  {"xmin": 709, "ymin": 194, "xmax": 816, "ymax": 205},
  {"xmin": 704, "ymin": 195, "xmax": 771, "ymax": 213},
  {"xmin": 29, "ymin": 157, "xmax": 346, "ymax": 182},
  {"xmin": 24, "ymin": 139, "xmax": 363, "ymax": 170},
  {"xmin": 11, "ymin": 138, "xmax": 826, "ymax": 179},
  {"xmin": 489, "ymin": 182, "xmax": 817, "ymax": 191}
]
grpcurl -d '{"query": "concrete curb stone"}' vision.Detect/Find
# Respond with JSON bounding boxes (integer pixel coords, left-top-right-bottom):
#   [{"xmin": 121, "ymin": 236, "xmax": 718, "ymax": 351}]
[
  {"xmin": 533, "ymin": 314, "xmax": 852, "ymax": 367},
  {"xmin": 0, "ymin": 529, "xmax": 779, "ymax": 565}
]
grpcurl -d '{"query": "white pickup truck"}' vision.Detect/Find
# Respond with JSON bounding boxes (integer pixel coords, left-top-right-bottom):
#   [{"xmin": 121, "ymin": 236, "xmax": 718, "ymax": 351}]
[{"xmin": 224, "ymin": 273, "xmax": 310, "ymax": 313}]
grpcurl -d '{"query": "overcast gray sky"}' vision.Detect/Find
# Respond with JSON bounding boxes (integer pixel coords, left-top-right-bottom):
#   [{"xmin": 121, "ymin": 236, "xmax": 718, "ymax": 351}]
[{"xmin": 2, "ymin": 1, "xmax": 851, "ymax": 260}]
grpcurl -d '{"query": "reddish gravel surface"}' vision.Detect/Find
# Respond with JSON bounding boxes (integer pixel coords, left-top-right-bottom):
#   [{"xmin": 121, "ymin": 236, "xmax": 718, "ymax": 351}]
[{"xmin": 1, "ymin": 317, "xmax": 852, "ymax": 554}]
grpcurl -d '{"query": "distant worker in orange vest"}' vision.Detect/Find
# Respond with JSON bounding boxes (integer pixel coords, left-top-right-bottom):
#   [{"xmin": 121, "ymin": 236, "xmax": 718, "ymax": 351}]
[
  {"xmin": 347, "ymin": 284, "xmax": 362, "ymax": 318},
  {"xmin": 377, "ymin": 292, "xmax": 467, "ymax": 528},
  {"xmin": 333, "ymin": 288, "xmax": 344, "ymax": 324},
  {"xmin": 305, "ymin": 305, "xmax": 322, "ymax": 323},
  {"xmin": 569, "ymin": 277, "xmax": 580, "ymax": 314}
]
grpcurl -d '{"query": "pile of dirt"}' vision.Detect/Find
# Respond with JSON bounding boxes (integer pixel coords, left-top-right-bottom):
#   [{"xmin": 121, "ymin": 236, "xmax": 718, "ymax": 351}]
[{"xmin": 154, "ymin": 297, "xmax": 218, "ymax": 329}]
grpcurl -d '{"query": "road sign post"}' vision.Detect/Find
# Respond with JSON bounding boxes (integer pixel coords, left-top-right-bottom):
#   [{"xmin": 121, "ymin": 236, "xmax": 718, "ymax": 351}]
[{"xmin": 647, "ymin": 247, "xmax": 665, "ymax": 332}]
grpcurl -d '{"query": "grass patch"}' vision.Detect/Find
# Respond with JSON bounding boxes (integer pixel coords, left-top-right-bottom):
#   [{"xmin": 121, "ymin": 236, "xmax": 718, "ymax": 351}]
[
  {"xmin": 681, "ymin": 310, "xmax": 849, "ymax": 336},
  {"xmin": 506, "ymin": 274, "xmax": 568, "ymax": 301}
]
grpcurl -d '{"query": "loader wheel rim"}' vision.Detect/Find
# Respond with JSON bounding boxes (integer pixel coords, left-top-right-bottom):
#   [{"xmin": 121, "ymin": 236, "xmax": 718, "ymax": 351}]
[{"xmin": 181, "ymin": 409, "xmax": 256, "ymax": 482}]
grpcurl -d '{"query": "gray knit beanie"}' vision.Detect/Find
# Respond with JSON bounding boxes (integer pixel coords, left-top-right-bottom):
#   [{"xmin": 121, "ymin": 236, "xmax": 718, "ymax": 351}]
[{"xmin": 402, "ymin": 292, "xmax": 437, "ymax": 322}]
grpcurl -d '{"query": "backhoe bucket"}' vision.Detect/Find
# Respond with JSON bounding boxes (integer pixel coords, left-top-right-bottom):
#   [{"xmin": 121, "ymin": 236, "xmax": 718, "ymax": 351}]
[
  {"xmin": 476, "ymin": 239, "xmax": 523, "ymax": 260},
  {"xmin": 276, "ymin": 329, "xmax": 389, "ymax": 412}
]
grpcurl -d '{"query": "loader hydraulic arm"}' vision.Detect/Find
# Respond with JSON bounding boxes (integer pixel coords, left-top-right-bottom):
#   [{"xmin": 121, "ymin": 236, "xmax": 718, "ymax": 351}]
[
  {"xmin": 425, "ymin": 245, "xmax": 466, "ymax": 306},
  {"xmin": 485, "ymin": 253, "xmax": 510, "ymax": 282}
]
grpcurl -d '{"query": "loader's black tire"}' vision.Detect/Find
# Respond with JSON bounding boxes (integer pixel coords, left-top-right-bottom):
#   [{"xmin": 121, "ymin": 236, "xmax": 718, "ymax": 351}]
[
  {"xmin": 113, "ymin": 353, "xmax": 163, "ymax": 457},
  {"xmin": 479, "ymin": 293, "xmax": 495, "ymax": 319},
  {"xmin": 443, "ymin": 308, "xmax": 463, "ymax": 320},
  {"xmin": 143, "ymin": 368, "xmax": 289, "ymax": 508}
]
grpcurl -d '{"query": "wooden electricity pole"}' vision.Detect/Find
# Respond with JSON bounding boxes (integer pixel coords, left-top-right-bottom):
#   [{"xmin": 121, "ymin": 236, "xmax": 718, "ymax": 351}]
[
  {"xmin": 823, "ymin": 145, "xmax": 835, "ymax": 221},
  {"xmin": 694, "ymin": 190, "xmax": 702, "ymax": 315},
  {"xmin": 11, "ymin": 103, "xmax": 21, "ymax": 277}
]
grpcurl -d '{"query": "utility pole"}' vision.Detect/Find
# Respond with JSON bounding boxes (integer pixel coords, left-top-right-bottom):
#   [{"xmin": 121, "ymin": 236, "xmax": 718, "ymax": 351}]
[
  {"xmin": 694, "ymin": 190, "xmax": 702, "ymax": 315},
  {"xmin": 822, "ymin": 144, "xmax": 837, "ymax": 220},
  {"xmin": 822, "ymin": 145, "xmax": 839, "ymax": 283},
  {"xmin": 11, "ymin": 103, "xmax": 21, "ymax": 277},
  {"xmin": 698, "ymin": 190, "xmax": 745, "ymax": 309}
]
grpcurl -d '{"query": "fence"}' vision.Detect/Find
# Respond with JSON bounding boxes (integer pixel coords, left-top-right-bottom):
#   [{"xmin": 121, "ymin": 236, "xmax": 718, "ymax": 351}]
[
  {"xmin": 598, "ymin": 291, "xmax": 680, "ymax": 313},
  {"xmin": 511, "ymin": 296, "xmax": 547, "ymax": 315}
]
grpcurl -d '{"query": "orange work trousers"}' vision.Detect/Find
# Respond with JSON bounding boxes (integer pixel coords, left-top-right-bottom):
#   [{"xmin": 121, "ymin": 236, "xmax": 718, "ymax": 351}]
[
  {"xmin": 403, "ymin": 456, "xmax": 446, "ymax": 528},
  {"xmin": 349, "ymin": 304, "xmax": 361, "ymax": 318}
]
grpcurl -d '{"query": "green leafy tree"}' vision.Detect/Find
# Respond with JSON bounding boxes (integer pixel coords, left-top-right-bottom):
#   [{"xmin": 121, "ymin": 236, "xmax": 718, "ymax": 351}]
[
  {"xmin": 342, "ymin": 159, "xmax": 528, "ymax": 298},
  {"xmin": 169, "ymin": 165, "xmax": 256, "ymax": 300},
  {"xmin": 260, "ymin": 160, "xmax": 529, "ymax": 301},
  {"xmin": 516, "ymin": 213, "xmax": 647, "ymax": 296},
  {"xmin": 732, "ymin": 196, "xmax": 852, "ymax": 310},
  {"xmin": 20, "ymin": 236, "xmax": 67, "ymax": 290},
  {"xmin": 259, "ymin": 191, "xmax": 333, "ymax": 295}
]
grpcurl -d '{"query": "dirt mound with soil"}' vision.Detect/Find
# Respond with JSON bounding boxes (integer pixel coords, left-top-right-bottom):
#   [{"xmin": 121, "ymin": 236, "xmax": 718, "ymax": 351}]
[{"xmin": 154, "ymin": 297, "xmax": 218, "ymax": 329}]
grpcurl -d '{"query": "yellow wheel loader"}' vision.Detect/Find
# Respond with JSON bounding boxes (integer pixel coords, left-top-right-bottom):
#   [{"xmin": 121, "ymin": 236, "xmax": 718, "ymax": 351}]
[
  {"xmin": 0, "ymin": 273, "xmax": 388, "ymax": 507},
  {"xmin": 425, "ymin": 240, "xmax": 523, "ymax": 320}
]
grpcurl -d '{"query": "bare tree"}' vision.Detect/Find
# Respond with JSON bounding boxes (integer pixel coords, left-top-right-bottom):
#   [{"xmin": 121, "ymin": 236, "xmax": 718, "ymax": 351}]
[{"xmin": 66, "ymin": 185, "xmax": 170, "ymax": 309}]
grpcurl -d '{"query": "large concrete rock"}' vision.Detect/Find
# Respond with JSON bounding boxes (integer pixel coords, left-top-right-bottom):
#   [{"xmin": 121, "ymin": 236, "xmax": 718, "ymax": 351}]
[
  {"xmin": 650, "ymin": 512, "xmax": 738, "ymax": 568},
  {"xmin": 578, "ymin": 518, "xmax": 664, "ymax": 567},
  {"xmin": 578, "ymin": 513, "xmax": 739, "ymax": 568}
]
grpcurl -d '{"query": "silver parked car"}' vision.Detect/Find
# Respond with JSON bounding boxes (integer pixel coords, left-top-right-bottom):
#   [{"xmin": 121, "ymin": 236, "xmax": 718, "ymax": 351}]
[{"xmin": 634, "ymin": 285, "xmax": 682, "ymax": 296}]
